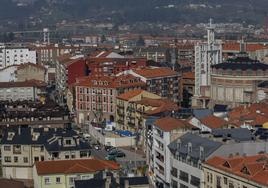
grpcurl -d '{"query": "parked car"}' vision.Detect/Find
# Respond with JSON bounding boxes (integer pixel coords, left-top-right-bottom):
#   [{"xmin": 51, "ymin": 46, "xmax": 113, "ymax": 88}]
[
  {"xmin": 105, "ymin": 154, "xmax": 116, "ymax": 161},
  {"xmin": 108, "ymin": 149, "xmax": 126, "ymax": 158},
  {"xmin": 92, "ymin": 144, "xmax": 101, "ymax": 150},
  {"xmin": 116, "ymin": 151, "xmax": 126, "ymax": 158},
  {"xmin": 105, "ymin": 145, "xmax": 115, "ymax": 152}
]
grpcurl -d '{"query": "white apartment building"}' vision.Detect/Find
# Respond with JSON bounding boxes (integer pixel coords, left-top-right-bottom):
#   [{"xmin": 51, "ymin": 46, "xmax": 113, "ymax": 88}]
[
  {"xmin": 148, "ymin": 117, "xmax": 193, "ymax": 188},
  {"xmin": 193, "ymin": 19, "xmax": 222, "ymax": 107},
  {"xmin": 0, "ymin": 45, "xmax": 36, "ymax": 68}
]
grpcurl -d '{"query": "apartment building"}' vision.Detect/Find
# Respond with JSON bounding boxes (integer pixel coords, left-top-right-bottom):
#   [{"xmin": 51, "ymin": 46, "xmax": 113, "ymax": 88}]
[
  {"xmin": 116, "ymin": 89, "xmax": 161, "ymax": 131},
  {"xmin": 0, "ymin": 100, "xmax": 70, "ymax": 131},
  {"xmin": 167, "ymin": 127, "xmax": 268, "ymax": 188},
  {"xmin": 55, "ymin": 54, "xmax": 87, "ymax": 104},
  {"xmin": 168, "ymin": 133, "xmax": 222, "ymax": 188},
  {"xmin": 119, "ymin": 67, "xmax": 181, "ymax": 103},
  {"xmin": 203, "ymin": 154, "xmax": 268, "ymax": 188},
  {"xmin": 0, "ymin": 45, "xmax": 36, "ymax": 68},
  {"xmin": 0, "ymin": 80, "xmax": 46, "ymax": 101},
  {"xmin": 33, "ymin": 159, "xmax": 120, "ymax": 188},
  {"xmin": 87, "ymin": 52, "xmax": 146, "ymax": 77},
  {"xmin": 34, "ymin": 44, "xmax": 81, "ymax": 66},
  {"xmin": 75, "ymin": 74, "xmax": 146, "ymax": 124},
  {"xmin": 148, "ymin": 117, "xmax": 194, "ymax": 188},
  {"xmin": 1, "ymin": 127, "xmax": 91, "ymax": 181}
]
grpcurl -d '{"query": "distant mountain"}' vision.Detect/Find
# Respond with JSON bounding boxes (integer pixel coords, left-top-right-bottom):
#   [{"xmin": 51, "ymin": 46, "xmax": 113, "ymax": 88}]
[{"xmin": 1, "ymin": 0, "xmax": 268, "ymax": 25}]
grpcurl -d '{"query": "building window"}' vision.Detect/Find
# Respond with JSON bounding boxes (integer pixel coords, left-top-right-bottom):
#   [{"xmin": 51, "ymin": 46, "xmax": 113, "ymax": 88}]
[
  {"xmin": 23, "ymin": 157, "xmax": 28, "ymax": 163},
  {"xmin": 44, "ymin": 177, "xmax": 51, "ymax": 185},
  {"xmin": 190, "ymin": 175, "xmax": 200, "ymax": 187},
  {"xmin": 171, "ymin": 179, "xmax": 178, "ymax": 188},
  {"xmin": 180, "ymin": 183, "xmax": 188, "ymax": 188},
  {"xmin": 4, "ymin": 156, "xmax": 11, "ymax": 162},
  {"xmin": 216, "ymin": 176, "xmax": 221, "ymax": 188},
  {"xmin": 34, "ymin": 157, "xmax": 39, "ymax": 162},
  {"xmin": 171, "ymin": 167, "xmax": 178, "ymax": 177},
  {"xmin": 179, "ymin": 170, "xmax": 189, "ymax": 183},
  {"xmin": 56, "ymin": 177, "xmax": 61, "ymax": 184},
  {"xmin": 224, "ymin": 177, "xmax": 227, "ymax": 185},
  {"xmin": 14, "ymin": 156, "xmax": 18, "ymax": 163},
  {"xmin": 65, "ymin": 139, "xmax": 72, "ymax": 145},
  {"xmin": 4, "ymin": 146, "xmax": 11, "ymax": 151},
  {"xmin": 65, "ymin": 155, "xmax": 70, "ymax": 159},
  {"xmin": 69, "ymin": 177, "xmax": 75, "ymax": 185}
]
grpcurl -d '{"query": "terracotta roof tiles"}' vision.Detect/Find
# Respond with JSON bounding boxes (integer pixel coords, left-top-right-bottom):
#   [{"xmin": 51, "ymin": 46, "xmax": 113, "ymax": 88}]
[
  {"xmin": 154, "ymin": 117, "xmax": 193, "ymax": 132},
  {"xmin": 35, "ymin": 159, "xmax": 120, "ymax": 175},
  {"xmin": 205, "ymin": 154, "xmax": 268, "ymax": 186},
  {"xmin": 200, "ymin": 115, "xmax": 227, "ymax": 129},
  {"xmin": 133, "ymin": 67, "xmax": 179, "ymax": 78}
]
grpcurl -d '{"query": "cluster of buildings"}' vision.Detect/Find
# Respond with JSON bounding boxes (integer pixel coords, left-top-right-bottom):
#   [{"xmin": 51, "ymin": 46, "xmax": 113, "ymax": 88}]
[{"xmin": 2, "ymin": 19, "xmax": 268, "ymax": 188}]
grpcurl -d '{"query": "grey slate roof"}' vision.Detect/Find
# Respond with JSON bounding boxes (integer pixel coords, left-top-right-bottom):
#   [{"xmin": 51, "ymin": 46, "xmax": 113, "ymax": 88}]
[
  {"xmin": 192, "ymin": 109, "xmax": 213, "ymax": 119},
  {"xmin": 1, "ymin": 127, "xmax": 90, "ymax": 152},
  {"xmin": 211, "ymin": 128, "xmax": 256, "ymax": 142},
  {"xmin": 168, "ymin": 132, "xmax": 222, "ymax": 160},
  {"xmin": 75, "ymin": 174, "xmax": 149, "ymax": 188}
]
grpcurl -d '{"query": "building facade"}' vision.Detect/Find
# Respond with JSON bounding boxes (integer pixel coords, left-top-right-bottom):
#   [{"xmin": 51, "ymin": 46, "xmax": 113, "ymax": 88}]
[
  {"xmin": 116, "ymin": 90, "xmax": 161, "ymax": 131},
  {"xmin": 0, "ymin": 45, "xmax": 36, "ymax": 68},
  {"xmin": 210, "ymin": 55, "xmax": 268, "ymax": 108},
  {"xmin": 119, "ymin": 67, "xmax": 181, "ymax": 103},
  {"xmin": 1, "ymin": 127, "xmax": 91, "ymax": 181},
  {"xmin": 203, "ymin": 154, "xmax": 268, "ymax": 188},
  {"xmin": 33, "ymin": 159, "xmax": 119, "ymax": 188},
  {"xmin": 75, "ymin": 74, "xmax": 146, "ymax": 124},
  {"xmin": 0, "ymin": 80, "xmax": 46, "ymax": 101}
]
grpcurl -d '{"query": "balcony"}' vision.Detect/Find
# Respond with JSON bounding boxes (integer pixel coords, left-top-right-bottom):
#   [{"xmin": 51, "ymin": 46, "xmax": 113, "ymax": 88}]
[
  {"xmin": 127, "ymin": 106, "xmax": 135, "ymax": 112},
  {"xmin": 128, "ymin": 121, "xmax": 135, "ymax": 127}
]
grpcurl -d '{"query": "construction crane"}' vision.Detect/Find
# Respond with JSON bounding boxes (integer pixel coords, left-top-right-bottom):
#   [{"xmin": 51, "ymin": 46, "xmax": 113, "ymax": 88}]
[{"xmin": 13, "ymin": 28, "xmax": 50, "ymax": 44}]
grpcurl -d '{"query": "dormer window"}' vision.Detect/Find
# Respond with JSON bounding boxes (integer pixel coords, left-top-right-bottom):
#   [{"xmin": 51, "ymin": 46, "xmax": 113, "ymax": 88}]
[
  {"xmin": 223, "ymin": 161, "xmax": 231, "ymax": 168},
  {"xmin": 7, "ymin": 132, "xmax": 15, "ymax": 141},
  {"xmin": 65, "ymin": 139, "xmax": 72, "ymax": 145},
  {"xmin": 241, "ymin": 166, "xmax": 250, "ymax": 175}
]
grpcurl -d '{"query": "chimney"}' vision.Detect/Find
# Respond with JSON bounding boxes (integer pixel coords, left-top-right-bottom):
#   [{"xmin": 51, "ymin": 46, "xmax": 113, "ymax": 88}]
[
  {"xmin": 176, "ymin": 139, "xmax": 181, "ymax": 150},
  {"xmin": 124, "ymin": 179, "xmax": 129, "ymax": 188},
  {"xmin": 102, "ymin": 169, "xmax": 107, "ymax": 179},
  {"xmin": 188, "ymin": 142, "xmax": 192, "ymax": 153},
  {"xmin": 18, "ymin": 126, "xmax": 21, "ymax": 135},
  {"xmin": 105, "ymin": 176, "xmax": 111, "ymax": 188},
  {"xmin": 200, "ymin": 146, "xmax": 204, "ymax": 159},
  {"xmin": 115, "ymin": 174, "xmax": 120, "ymax": 184},
  {"xmin": 58, "ymin": 139, "xmax": 62, "ymax": 146}
]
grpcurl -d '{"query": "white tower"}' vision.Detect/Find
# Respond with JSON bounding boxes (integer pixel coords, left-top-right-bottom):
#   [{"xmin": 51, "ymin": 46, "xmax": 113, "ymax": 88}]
[
  {"xmin": 194, "ymin": 19, "xmax": 222, "ymax": 97},
  {"xmin": 43, "ymin": 28, "xmax": 50, "ymax": 44}
]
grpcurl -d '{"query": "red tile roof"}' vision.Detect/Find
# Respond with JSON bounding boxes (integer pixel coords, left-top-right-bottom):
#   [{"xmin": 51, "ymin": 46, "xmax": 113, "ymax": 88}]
[
  {"xmin": 228, "ymin": 103, "xmax": 268, "ymax": 127},
  {"xmin": 133, "ymin": 67, "xmax": 179, "ymax": 78},
  {"xmin": 0, "ymin": 179, "xmax": 24, "ymax": 188},
  {"xmin": 223, "ymin": 42, "xmax": 268, "ymax": 52},
  {"xmin": 35, "ymin": 159, "xmax": 120, "ymax": 175},
  {"xmin": 0, "ymin": 80, "xmax": 46, "ymax": 88},
  {"xmin": 205, "ymin": 154, "xmax": 268, "ymax": 186},
  {"xmin": 134, "ymin": 98, "xmax": 178, "ymax": 115},
  {"xmin": 154, "ymin": 117, "xmax": 193, "ymax": 132},
  {"xmin": 17, "ymin": 62, "xmax": 46, "ymax": 71},
  {"xmin": 200, "ymin": 115, "xmax": 227, "ymax": 129},
  {"xmin": 117, "ymin": 89, "xmax": 145, "ymax": 101},
  {"xmin": 75, "ymin": 74, "xmax": 146, "ymax": 89},
  {"xmin": 182, "ymin": 72, "xmax": 195, "ymax": 79}
]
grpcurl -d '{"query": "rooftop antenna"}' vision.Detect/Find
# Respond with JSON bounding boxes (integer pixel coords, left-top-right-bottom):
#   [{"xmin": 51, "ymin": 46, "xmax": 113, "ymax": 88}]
[
  {"xmin": 43, "ymin": 28, "xmax": 50, "ymax": 45},
  {"xmin": 207, "ymin": 18, "xmax": 215, "ymax": 45}
]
